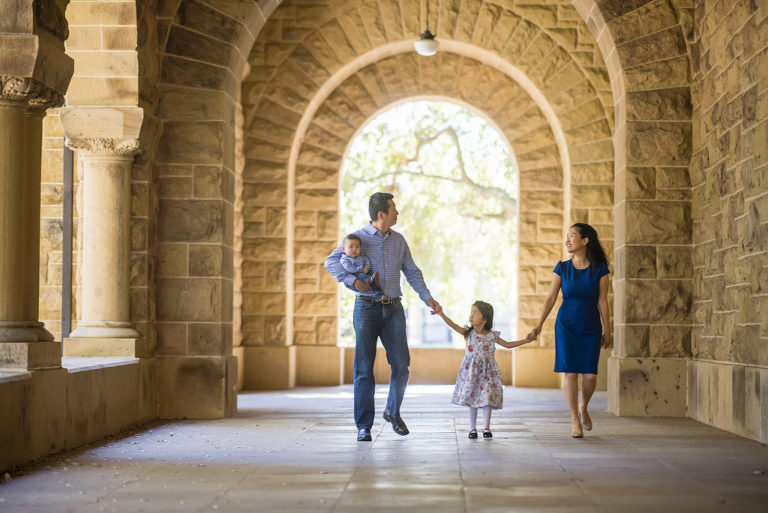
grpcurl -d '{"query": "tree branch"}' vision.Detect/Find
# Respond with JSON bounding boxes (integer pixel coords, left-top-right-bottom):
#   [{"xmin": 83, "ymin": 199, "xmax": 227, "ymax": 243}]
[{"xmin": 349, "ymin": 126, "xmax": 517, "ymax": 220}]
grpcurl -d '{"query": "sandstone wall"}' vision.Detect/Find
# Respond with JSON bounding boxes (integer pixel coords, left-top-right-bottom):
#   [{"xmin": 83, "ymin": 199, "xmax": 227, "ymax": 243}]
[
  {"xmin": 578, "ymin": 0, "xmax": 696, "ymax": 417},
  {"xmin": 153, "ymin": 0, "xmax": 280, "ymax": 412},
  {"xmin": 688, "ymin": 0, "xmax": 768, "ymax": 443}
]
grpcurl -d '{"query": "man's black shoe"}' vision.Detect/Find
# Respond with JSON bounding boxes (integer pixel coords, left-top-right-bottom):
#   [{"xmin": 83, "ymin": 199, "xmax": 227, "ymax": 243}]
[
  {"xmin": 357, "ymin": 428, "xmax": 372, "ymax": 441},
  {"xmin": 383, "ymin": 411, "xmax": 409, "ymax": 436}
]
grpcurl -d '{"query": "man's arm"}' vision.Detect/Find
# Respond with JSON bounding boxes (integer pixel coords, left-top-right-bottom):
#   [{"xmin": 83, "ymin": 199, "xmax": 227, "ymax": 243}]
[
  {"xmin": 325, "ymin": 245, "xmax": 371, "ymax": 292},
  {"xmin": 400, "ymin": 239, "xmax": 434, "ymax": 305}
]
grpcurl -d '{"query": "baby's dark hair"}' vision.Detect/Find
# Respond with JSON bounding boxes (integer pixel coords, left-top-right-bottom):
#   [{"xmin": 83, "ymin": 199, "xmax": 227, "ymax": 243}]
[
  {"xmin": 343, "ymin": 234, "xmax": 361, "ymax": 245},
  {"xmin": 463, "ymin": 300, "xmax": 494, "ymax": 338}
]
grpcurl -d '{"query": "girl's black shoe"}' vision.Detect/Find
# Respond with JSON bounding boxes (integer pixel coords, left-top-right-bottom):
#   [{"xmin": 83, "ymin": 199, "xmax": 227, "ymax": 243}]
[
  {"xmin": 483, "ymin": 429, "xmax": 492, "ymax": 438},
  {"xmin": 468, "ymin": 430, "xmax": 478, "ymax": 439}
]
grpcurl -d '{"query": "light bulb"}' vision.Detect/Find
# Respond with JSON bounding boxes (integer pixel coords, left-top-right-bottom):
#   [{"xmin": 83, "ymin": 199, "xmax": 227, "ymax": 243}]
[{"xmin": 414, "ymin": 30, "xmax": 439, "ymax": 56}]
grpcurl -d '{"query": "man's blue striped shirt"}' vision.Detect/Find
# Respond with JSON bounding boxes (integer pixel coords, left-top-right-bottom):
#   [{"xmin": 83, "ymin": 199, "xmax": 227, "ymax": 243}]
[{"xmin": 324, "ymin": 223, "xmax": 432, "ymax": 304}]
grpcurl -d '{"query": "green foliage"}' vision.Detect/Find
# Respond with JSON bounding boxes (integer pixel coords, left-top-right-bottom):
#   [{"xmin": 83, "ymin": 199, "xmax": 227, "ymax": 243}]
[{"xmin": 338, "ymin": 101, "xmax": 519, "ymax": 347}]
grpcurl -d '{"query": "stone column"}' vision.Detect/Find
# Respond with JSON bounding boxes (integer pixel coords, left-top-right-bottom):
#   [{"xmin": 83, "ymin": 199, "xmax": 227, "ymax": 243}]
[
  {"xmin": 0, "ymin": 79, "xmax": 66, "ymax": 369},
  {"xmin": 0, "ymin": 0, "xmax": 73, "ymax": 369},
  {"xmin": 61, "ymin": 108, "xmax": 144, "ymax": 354}
]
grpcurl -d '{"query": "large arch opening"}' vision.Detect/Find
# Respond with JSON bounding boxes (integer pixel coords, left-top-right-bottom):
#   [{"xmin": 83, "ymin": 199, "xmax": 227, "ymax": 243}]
[{"xmin": 337, "ymin": 99, "xmax": 520, "ymax": 349}]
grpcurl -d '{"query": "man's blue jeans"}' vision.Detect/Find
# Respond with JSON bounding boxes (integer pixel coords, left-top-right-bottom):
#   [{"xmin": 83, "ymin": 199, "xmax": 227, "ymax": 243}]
[{"xmin": 352, "ymin": 297, "xmax": 410, "ymax": 430}]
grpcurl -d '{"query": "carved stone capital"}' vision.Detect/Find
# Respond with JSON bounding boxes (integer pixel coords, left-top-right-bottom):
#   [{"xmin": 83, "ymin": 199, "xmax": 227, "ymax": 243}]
[
  {"xmin": 65, "ymin": 137, "xmax": 142, "ymax": 157},
  {"xmin": 0, "ymin": 75, "xmax": 64, "ymax": 110}
]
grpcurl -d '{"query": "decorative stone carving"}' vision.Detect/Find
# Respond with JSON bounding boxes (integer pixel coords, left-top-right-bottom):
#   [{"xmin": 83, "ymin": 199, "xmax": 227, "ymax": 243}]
[
  {"xmin": 65, "ymin": 137, "xmax": 142, "ymax": 157},
  {"xmin": 0, "ymin": 76, "xmax": 64, "ymax": 110}
]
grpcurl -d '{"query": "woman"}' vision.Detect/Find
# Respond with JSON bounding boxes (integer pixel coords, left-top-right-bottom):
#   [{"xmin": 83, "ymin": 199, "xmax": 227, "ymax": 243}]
[{"xmin": 529, "ymin": 223, "xmax": 612, "ymax": 438}]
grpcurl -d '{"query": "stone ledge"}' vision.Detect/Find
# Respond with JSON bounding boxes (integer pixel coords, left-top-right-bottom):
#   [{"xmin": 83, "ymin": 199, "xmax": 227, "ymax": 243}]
[
  {"xmin": 0, "ymin": 369, "xmax": 32, "ymax": 384},
  {"xmin": 61, "ymin": 356, "xmax": 139, "ymax": 373}
]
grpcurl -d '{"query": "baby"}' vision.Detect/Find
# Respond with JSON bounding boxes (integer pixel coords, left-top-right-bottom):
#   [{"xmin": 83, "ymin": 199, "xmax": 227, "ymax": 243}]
[{"xmin": 340, "ymin": 234, "xmax": 381, "ymax": 292}]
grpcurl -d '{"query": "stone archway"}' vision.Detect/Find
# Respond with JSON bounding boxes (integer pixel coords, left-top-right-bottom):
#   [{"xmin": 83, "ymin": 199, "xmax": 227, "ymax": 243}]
[
  {"xmin": 237, "ymin": 0, "xmax": 615, "ymax": 389},
  {"xmin": 147, "ymin": 0, "xmax": 759, "ymax": 439}
]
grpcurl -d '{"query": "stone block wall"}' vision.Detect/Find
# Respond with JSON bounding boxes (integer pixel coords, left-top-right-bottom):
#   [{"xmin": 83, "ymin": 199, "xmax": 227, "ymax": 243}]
[
  {"xmin": 154, "ymin": 0, "xmax": 280, "ymax": 409},
  {"xmin": 688, "ymin": 0, "xmax": 768, "ymax": 442},
  {"xmin": 579, "ymin": 0, "xmax": 695, "ymax": 417}
]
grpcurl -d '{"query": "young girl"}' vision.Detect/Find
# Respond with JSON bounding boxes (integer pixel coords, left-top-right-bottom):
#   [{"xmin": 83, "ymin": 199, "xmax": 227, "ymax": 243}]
[{"xmin": 437, "ymin": 301, "xmax": 534, "ymax": 439}]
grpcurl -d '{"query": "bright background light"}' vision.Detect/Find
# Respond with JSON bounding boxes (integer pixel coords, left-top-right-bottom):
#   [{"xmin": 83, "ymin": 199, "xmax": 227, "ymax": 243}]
[{"xmin": 338, "ymin": 100, "xmax": 519, "ymax": 348}]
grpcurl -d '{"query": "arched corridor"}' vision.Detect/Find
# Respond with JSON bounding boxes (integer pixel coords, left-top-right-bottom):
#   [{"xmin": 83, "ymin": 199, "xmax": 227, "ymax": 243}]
[
  {"xmin": 1, "ymin": 386, "xmax": 767, "ymax": 512},
  {"xmin": 0, "ymin": 0, "xmax": 767, "ymax": 487}
]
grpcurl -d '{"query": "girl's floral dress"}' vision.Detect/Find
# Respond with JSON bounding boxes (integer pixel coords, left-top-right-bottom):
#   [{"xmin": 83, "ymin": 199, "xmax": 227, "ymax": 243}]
[{"xmin": 452, "ymin": 330, "xmax": 503, "ymax": 409}]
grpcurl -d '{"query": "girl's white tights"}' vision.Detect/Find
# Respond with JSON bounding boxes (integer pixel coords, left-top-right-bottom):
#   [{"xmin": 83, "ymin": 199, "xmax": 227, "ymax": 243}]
[{"xmin": 469, "ymin": 406, "xmax": 492, "ymax": 431}]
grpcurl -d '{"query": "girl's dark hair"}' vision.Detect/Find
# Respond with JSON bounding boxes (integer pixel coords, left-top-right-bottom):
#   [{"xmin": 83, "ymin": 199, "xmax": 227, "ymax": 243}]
[
  {"xmin": 571, "ymin": 223, "xmax": 608, "ymax": 275},
  {"xmin": 463, "ymin": 300, "xmax": 494, "ymax": 338}
]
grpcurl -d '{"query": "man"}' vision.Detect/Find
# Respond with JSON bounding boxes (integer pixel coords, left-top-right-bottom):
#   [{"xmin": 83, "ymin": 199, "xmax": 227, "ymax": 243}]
[{"xmin": 324, "ymin": 192, "xmax": 440, "ymax": 441}]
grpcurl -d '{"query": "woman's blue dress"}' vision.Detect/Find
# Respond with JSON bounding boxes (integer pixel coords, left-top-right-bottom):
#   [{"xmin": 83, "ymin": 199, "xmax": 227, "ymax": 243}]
[{"xmin": 554, "ymin": 259, "xmax": 610, "ymax": 374}]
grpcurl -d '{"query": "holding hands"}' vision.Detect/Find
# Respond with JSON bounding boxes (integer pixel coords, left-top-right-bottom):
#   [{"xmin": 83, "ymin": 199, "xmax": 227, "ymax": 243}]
[{"xmin": 526, "ymin": 325, "xmax": 613, "ymax": 349}]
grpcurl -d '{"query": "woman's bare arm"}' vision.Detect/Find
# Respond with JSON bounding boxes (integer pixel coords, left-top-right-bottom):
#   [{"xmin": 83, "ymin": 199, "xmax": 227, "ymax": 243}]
[
  {"xmin": 530, "ymin": 273, "xmax": 562, "ymax": 338},
  {"xmin": 598, "ymin": 274, "xmax": 612, "ymax": 348}
]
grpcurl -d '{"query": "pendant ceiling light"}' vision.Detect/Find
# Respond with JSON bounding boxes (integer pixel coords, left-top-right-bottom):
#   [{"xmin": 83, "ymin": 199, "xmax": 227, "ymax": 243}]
[{"xmin": 414, "ymin": 0, "xmax": 439, "ymax": 56}]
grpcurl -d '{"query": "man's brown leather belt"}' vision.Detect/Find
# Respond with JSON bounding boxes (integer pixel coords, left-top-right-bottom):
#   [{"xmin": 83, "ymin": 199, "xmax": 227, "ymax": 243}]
[{"xmin": 356, "ymin": 296, "xmax": 401, "ymax": 304}]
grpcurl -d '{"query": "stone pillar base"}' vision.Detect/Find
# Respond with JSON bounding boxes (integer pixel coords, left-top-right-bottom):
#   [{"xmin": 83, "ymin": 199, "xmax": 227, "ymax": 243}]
[
  {"xmin": 0, "ymin": 341, "xmax": 62, "ymax": 370},
  {"xmin": 158, "ymin": 355, "xmax": 237, "ymax": 419},
  {"xmin": 64, "ymin": 337, "xmax": 147, "ymax": 358},
  {"xmin": 0, "ymin": 323, "xmax": 54, "ymax": 342},
  {"xmin": 608, "ymin": 356, "xmax": 687, "ymax": 417},
  {"xmin": 512, "ymin": 347, "xmax": 560, "ymax": 388},
  {"xmin": 296, "ymin": 345, "xmax": 343, "ymax": 386},
  {"xmin": 243, "ymin": 346, "xmax": 296, "ymax": 390},
  {"xmin": 69, "ymin": 323, "xmax": 141, "ymax": 339}
]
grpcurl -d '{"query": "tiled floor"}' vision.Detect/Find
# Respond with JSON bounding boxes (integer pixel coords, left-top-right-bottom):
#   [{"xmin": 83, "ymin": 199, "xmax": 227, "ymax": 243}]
[{"xmin": 1, "ymin": 385, "xmax": 767, "ymax": 512}]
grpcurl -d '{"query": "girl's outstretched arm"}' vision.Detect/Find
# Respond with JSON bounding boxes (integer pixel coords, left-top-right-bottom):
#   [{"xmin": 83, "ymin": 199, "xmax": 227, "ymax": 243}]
[
  {"xmin": 497, "ymin": 332, "xmax": 536, "ymax": 349},
  {"xmin": 435, "ymin": 306, "xmax": 466, "ymax": 336}
]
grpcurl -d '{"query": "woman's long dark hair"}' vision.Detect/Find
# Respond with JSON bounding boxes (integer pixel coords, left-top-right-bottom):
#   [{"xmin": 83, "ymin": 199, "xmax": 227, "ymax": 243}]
[
  {"xmin": 571, "ymin": 223, "xmax": 608, "ymax": 276},
  {"xmin": 463, "ymin": 301, "xmax": 494, "ymax": 338}
]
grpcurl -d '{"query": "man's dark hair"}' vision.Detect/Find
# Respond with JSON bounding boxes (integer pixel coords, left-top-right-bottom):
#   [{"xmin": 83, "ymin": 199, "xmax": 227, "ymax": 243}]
[
  {"xmin": 369, "ymin": 192, "xmax": 393, "ymax": 221},
  {"xmin": 343, "ymin": 234, "xmax": 361, "ymax": 244}
]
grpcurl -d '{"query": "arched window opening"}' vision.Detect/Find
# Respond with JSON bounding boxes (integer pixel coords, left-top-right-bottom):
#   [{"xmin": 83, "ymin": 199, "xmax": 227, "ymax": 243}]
[{"xmin": 338, "ymin": 100, "xmax": 519, "ymax": 348}]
